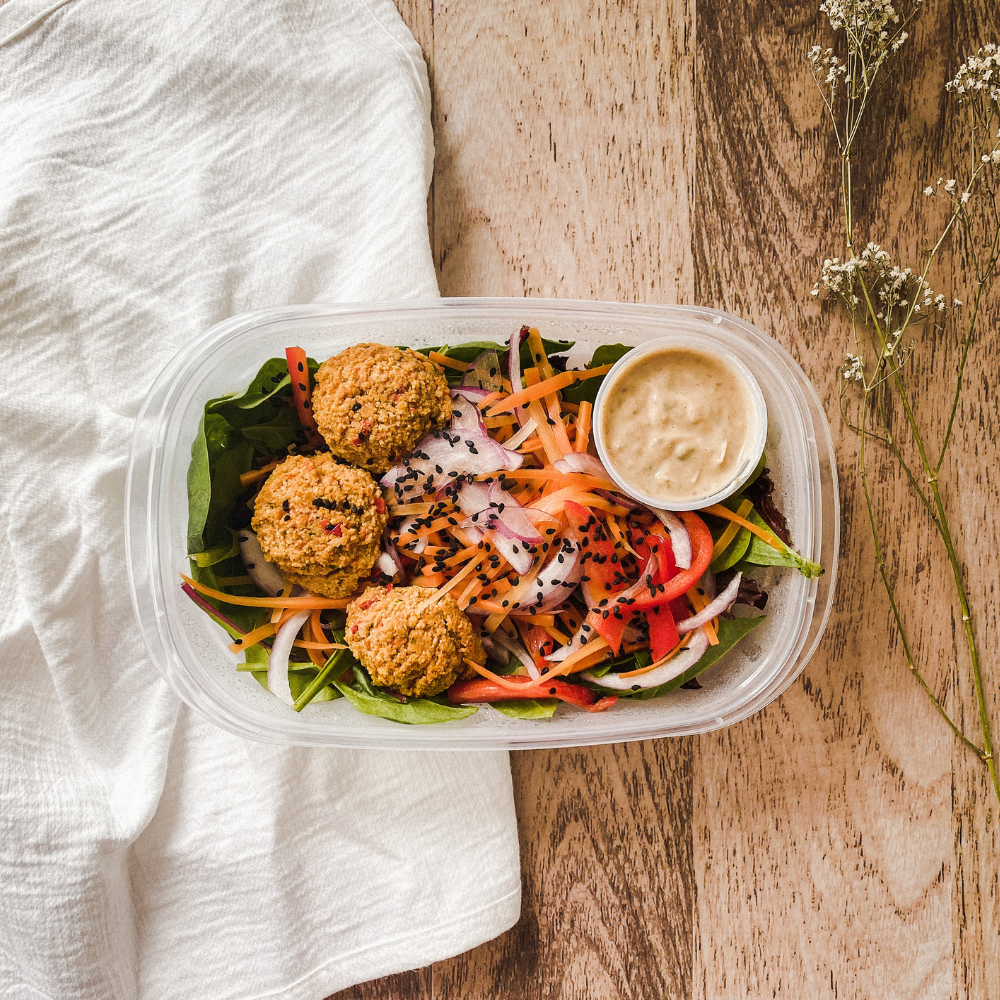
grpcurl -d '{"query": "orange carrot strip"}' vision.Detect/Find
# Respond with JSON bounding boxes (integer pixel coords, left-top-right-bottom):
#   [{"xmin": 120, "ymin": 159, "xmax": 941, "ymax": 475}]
[
  {"xmin": 413, "ymin": 573, "xmax": 446, "ymax": 588},
  {"xmin": 539, "ymin": 622, "xmax": 570, "ymax": 644},
  {"xmin": 573, "ymin": 401, "xmax": 593, "ymax": 453},
  {"xmin": 464, "ymin": 659, "xmax": 551, "ymax": 691},
  {"xmin": 181, "ymin": 574, "xmax": 349, "ymax": 609},
  {"xmin": 239, "ymin": 461, "xmax": 279, "ymax": 488},
  {"xmin": 305, "ymin": 610, "xmax": 327, "ymax": 666},
  {"xmin": 228, "ymin": 621, "xmax": 277, "ymax": 653},
  {"xmin": 294, "ymin": 640, "xmax": 348, "ymax": 651},
  {"xmin": 427, "ymin": 351, "xmax": 470, "ymax": 373},
  {"xmin": 525, "ymin": 398, "xmax": 565, "ymax": 465},
  {"xmin": 476, "ymin": 391, "xmax": 505, "ymax": 410},
  {"xmin": 701, "ymin": 503, "xmax": 783, "ymax": 552},
  {"xmin": 543, "ymin": 638, "xmax": 612, "ymax": 679},
  {"xmin": 418, "ymin": 557, "xmax": 483, "ymax": 612},
  {"xmin": 484, "ymin": 365, "xmax": 614, "ymax": 416}
]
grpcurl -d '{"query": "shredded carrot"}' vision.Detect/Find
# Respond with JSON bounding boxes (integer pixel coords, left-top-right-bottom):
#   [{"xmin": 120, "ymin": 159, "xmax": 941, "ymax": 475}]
[
  {"xmin": 476, "ymin": 391, "xmax": 505, "ymax": 410},
  {"xmin": 412, "ymin": 574, "xmax": 445, "ymax": 588},
  {"xmin": 573, "ymin": 401, "xmax": 593, "ymax": 453},
  {"xmin": 228, "ymin": 621, "xmax": 277, "ymax": 653},
  {"xmin": 539, "ymin": 622, "xmax": 570, "ymax": 644},
  {"xmin": 484, "ymin": 415, "xmax": 518, "ymax": 429},
  {"xmin": 710, "ymin": 499, "xmax": 755, "ymax": 560},
  {"xmin": 181, "ymin": 574, "xmax": 350, "ymax": 609},
  {"xmin": 526, "ymin": 328, "xmax": 556, "ymax": 381},
  {"xmin": 702, "ymin": 503, "xmax": 783, "ymax": 552},
  {"xmin": 543, "ymin": 638, "xmax": 612, "ymax": 679},
  {"xmin": 306, "ymin": 610, "xmax": 327, "ymax": 667},
  {"xmin": 418, "ymin": 556, "xmax": 484, "ymax": 612},
  {"xmin": 427, "ymin": 350, "xmax": 470, "ymax": 373},
  {"xmin": 485, "ymin": 364, "xmax": 614, "ymax": 416},
  {"xmin": 464, "ymin": 659, "xmax": 550, "ymax": 691},
  {"xmin": 605, "ymin": 514, "xmax": 638, "ymax": 557},
  {"xmin": 686, "ymin": 588, "xmax": 719, "ymax": 644},
  {"xmin": 239, "ymin": 461, "xmax": 279, "ymax": 488},
  {"xmin": 294, "ymin": 640, "xmax": 348, "ymax": 651}
]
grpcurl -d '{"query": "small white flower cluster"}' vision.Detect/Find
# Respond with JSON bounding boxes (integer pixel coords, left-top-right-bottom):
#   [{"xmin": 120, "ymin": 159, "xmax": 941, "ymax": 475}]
[
  {"xmin": 842, "ymin": 353, "xmax": 864, "ymax": 382},
  {"xmin": 819, "ymin": 0, "xmax": 903, "ymax": 36},
  {"xmin": 946, "ymin": 44, "xmax": 1000, "ymax": 105},
  {"xmin": 815, "ymin": 242, "xmax": 939, "ymax": 324},
  {"xmin": 808, "ymin": 45, "xmax": 848, "ymax": 86}
]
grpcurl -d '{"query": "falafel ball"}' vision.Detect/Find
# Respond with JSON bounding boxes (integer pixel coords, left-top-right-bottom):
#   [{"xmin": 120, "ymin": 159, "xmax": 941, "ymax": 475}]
[
  {"xmin": 251, "ymin": 453, "xmax": 389, "ymax": 599},
  {"xmin": 345, "ymin": 586, "xmax": 485, "ymax": 697},
  {"xmin": 311, "ymin": 343, "xmax": 453, "ymax": 474}
]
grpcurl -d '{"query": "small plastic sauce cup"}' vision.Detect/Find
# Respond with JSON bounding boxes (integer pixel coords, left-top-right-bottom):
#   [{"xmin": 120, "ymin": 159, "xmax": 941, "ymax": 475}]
[{"xmin": 593, "ymin": 335, "xmax": 768, "ymax": 512}]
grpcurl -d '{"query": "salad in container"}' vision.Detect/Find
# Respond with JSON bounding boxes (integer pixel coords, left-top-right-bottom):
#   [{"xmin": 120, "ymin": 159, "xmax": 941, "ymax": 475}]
[{"xmin": 126, "ymin": 298, "xmax": 838, "ymax": 749}]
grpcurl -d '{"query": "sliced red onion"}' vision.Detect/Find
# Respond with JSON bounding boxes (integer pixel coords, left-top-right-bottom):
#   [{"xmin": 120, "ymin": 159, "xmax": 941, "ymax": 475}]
[
  {"xmin": 237, "ymin": 529, "xmax": 293, "ymax": 597},
  {"xmin": 582, "ymin": 629, "xmax": 709, "ymax": 690},
  {"xmin": 490, "ymin": 627, "xmax": 540, "ymax": 681},
  {"xmin": 181, "ymin": 583, "xmax": 247, "ymax": 636},
  {"xmin": 595, "ymin": 488, "xmax": 643, "ymax": 510},
  {"xmin": 485, "ymin": 529, "xmax": 535, "ymax": 575},
  {"xmin": 504, "ymin": 418, "xmax": 538, "ymax": 451},
  {"xmin": 553, "ymin": 453, "xmax": 611, "ymax": 479},
  {"xmin": 267, "ymin": 609, "xmax": 312, "ymax": 705},
  {"xmin": 677, "ymin": 573, "xmax": 740, "ymax": 633},
  {"xmin": 449, "ymin": 392, "xmax": 488, "ymax": 435},
  {"xmin": 455, "ymin": 481, "xmax": 493, "ymax": 516},
  {"xmin": 380, "ymin": 429, "xmax": 522, "ymax": 494},
  {"xmin": 510, "ymin": 534, "xmax": 582, "ymax": 612},
  {"xmin": 486, "ymin": 482, "xmax": 542, "ymax": 543},
  {"xmin": 462, "ymin": 349, "xmax": 504, "ymax": 392},
  {"xmin": 649, "ymin": 508, "xmax": 691, "ymax": 570}
]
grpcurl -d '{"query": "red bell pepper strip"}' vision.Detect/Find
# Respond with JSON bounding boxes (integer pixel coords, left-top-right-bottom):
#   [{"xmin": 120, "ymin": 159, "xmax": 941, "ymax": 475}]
[
  {"xmin": 284, "ymin": 347, "xmax": 323, "ymax": 449},
  {"xmin": 518, "ymin": 621, "xmax": 555, "ymax": 666},
  {"xmin": 448, "ymin": 675, "xmax": 618, "ymax": 713},
  {"xmin": 586, "ymin": 606, "xmax": 630, "ymax": 656},
  {"xmin": 617, "ymin": 511, "xmax": 713, "ymax": 612},
  {"xmin": 645, "ymin": 602, "xmax": 680, "ymax": 660},
  {"xmin": 564, "ymin": 501, "xmax": 630, "ymax": 607}
]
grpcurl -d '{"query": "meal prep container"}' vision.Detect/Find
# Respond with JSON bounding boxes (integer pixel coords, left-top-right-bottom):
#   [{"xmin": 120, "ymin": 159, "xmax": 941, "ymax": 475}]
[{"xmin": 126, "ymin": 298, "xmax": 839, "ymax": 750}]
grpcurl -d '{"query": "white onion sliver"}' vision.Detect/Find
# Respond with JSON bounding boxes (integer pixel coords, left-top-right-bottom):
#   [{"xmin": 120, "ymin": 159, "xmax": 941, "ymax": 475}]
[
  {"xmin": 511, "ymin": 535, "xmax": 582, "ymax": 612},
  {"xmin": 582, "ymin": 629, "xmax": 710, "ymax": 690},
  {"xmin": 491, "ymin": 628, "xmax": 540, "ymax": 681},
  {"xmin": 677, "ymin": 573, "xmax": 741, "ymax": 633},
  {"xmin": 237, "ymin": 530, "xmax": 291, "ymax": 597},
  {"xmin": 448, "ymin": 392, "xmax": 488, "ymax": 436},
  {"xmin": 649, "ymin": 508, "xmax": 692, "ymax": 570},
  {"xmin": 377, "ymin": 551, "xmax": 399, "ymax": 577},
  {"xmin": 544, "ymin": 615, "xmax": 599, "ymax": 662},
  {"xmin": 553, "ymin": 453, "xmax": 611, "ymax": 480},
  {"xmin": 267, "ymin": 609, "xmax": 312, "ymax": 706},
  {"xmin": 504, "ymin": 417, "xmax": 537, "ymax": 451},
  {"xmin": 486, "ymin": 482, "xmax": 543, "ymax": 543}
]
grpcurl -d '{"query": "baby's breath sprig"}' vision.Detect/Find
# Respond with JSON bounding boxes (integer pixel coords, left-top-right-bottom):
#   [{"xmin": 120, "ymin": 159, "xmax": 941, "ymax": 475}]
[{"xmin": 810, "ymin": 11, "xmax": 1000, "ymax": 804}]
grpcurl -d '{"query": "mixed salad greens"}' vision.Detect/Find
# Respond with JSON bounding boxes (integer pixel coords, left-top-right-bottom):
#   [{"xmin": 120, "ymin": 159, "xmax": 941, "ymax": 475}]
[{"xmin": 184, "ymin": 329, "xmax": 822, "ymax": 725}]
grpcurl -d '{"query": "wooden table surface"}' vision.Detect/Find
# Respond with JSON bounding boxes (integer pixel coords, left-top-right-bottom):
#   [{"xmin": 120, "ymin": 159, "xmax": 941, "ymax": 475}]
[{"xmin": 331, "ymin": 2, "xmax": 999, "ymax": 998}]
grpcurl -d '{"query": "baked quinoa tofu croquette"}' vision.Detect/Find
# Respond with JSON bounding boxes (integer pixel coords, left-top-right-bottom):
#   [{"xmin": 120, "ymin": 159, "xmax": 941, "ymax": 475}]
[
  {"xmin": 311, "ymin": 343, "xmax": 452, "ymax": 474},
  {"xmin": 346, "ymin": 586, "xmax": 485, "ymax": 698},
  {"xmin": 251, "ymin": 453, "xmax": 389, "ymax": 599}
]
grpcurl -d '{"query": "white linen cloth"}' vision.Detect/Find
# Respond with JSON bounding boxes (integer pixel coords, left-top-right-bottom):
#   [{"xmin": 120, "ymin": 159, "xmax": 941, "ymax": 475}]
[{"xmin": 0, "ymin": 1, "xmax": 521, "ymax": 997}]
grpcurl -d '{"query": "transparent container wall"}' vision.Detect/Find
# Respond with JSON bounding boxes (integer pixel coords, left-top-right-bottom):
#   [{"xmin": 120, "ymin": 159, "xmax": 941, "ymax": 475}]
[{"xmin": 126, "ymin": 298, "xmax": 839, "ymax": 749}]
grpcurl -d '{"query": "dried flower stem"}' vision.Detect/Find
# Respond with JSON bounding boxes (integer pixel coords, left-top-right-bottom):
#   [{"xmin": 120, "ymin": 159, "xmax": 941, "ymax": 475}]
[{"xmin": 812, "ymin": 13, "xmax": 1000, "ymax": 803}]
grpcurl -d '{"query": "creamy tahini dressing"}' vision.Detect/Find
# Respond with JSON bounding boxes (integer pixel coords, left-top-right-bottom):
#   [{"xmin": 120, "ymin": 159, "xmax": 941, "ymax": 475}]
[{"xmin": 601, "ymin": 348, "xmax": 755, "ymax": 504}]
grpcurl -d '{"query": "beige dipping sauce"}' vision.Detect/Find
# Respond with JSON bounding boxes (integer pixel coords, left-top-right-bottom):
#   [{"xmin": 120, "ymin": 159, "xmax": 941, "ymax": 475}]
[{"xmin": 601, "ymin": 347, "xmax": 756, "ymax": 505}]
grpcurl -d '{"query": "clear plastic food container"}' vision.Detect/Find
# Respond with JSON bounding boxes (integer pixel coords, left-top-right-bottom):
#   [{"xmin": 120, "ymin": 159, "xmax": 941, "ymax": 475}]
[{"xmin": 125, "ymin": 298, "xmax": 839, "ymax": 750}]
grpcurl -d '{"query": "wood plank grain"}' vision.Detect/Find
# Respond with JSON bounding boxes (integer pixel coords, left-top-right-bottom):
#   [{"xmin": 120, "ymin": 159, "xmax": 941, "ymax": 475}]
[
  {"xmin": 430, "ymin": 0, "xmax": 695, "ymax": 302},
  {"xmin": 694, "ymin": 1, "xmax": 997, "ymax": 997}
]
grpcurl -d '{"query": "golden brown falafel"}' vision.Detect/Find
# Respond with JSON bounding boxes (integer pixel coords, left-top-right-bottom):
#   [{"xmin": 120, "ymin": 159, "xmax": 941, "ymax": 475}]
[
  {"xmin": 311, "ymin": 343, "xmax": 452, "ymax": 475},
  {"xmin": 345, "ymin": 586, "xmax": 485, "ymax": 697},
  {"xmin": 251, "ymin": 453, "xmax": 389, "ymax": 599}
]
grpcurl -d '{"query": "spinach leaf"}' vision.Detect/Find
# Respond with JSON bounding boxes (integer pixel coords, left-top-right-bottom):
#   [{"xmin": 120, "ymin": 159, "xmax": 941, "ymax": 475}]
[
  {"xmin": 239, "ymin": 407, "xmax": 303, "ymax": 453},
  {"xmin": 710, "ymin": 525, "xmax": 752, "ymax": 573},
  {"xmin": 562, "ymin": 343, "xmax": 632, "ymax": 404},
  {"xmin": 491, "ymin": 699, "xmax": 559, "ymax": 719},
  {"xmin": 252, "ymin": 669, "xmax": 341, "ymax": 702},
  {"xmin": 187, "ymin": 415, "xmax": 212, "ymax": 553},
  {"xmin": 742, "ymin": 510, "xmax": 823, "ymax": 578},
  {"xmin": 331, "ymin": 680, "xmax": 478, "ymax": 724},
  {"xmin": 414, "ymin": 338, "xmax": 575, "ymax": 368}
]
